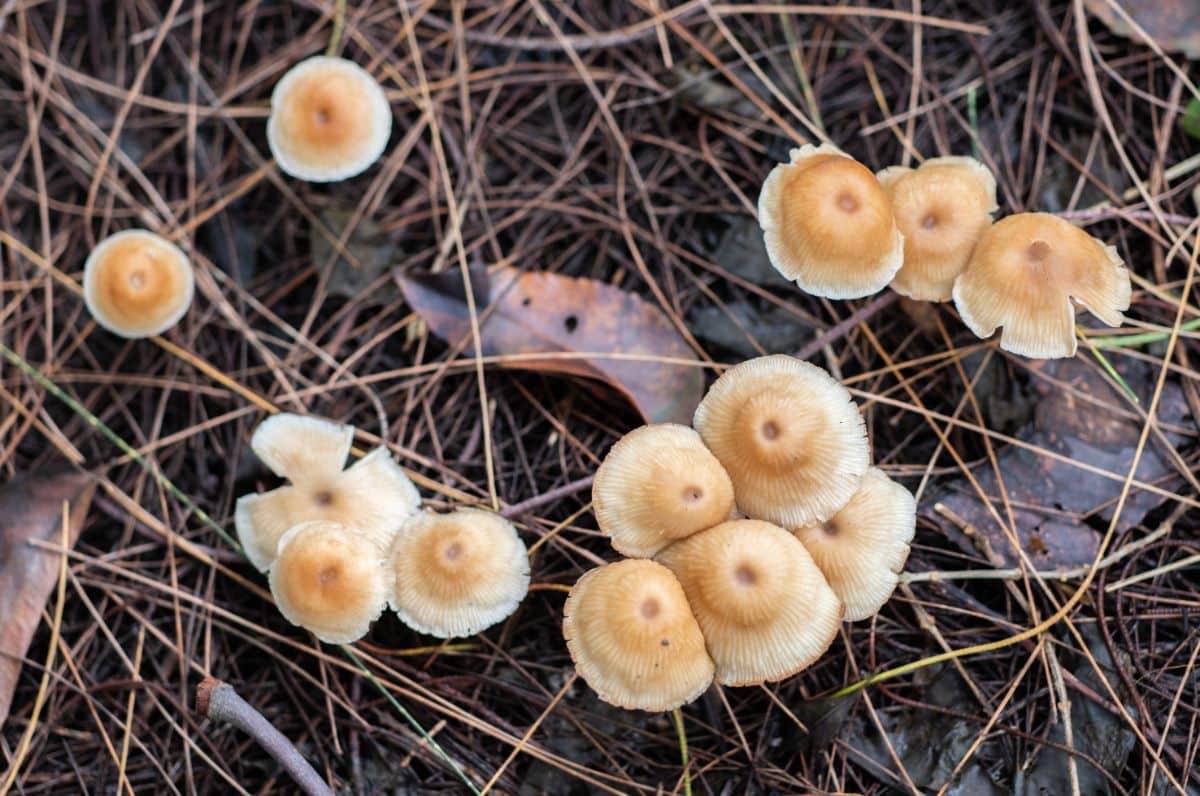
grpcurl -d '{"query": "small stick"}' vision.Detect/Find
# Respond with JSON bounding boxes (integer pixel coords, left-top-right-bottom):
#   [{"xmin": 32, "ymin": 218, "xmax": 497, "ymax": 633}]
[
  {"xmin": 196, "ymin": 677, "xmax": 334, "ymax": 796},
  {"xmin": 500, "ymin": 475, "xmax": 595, "ymax": 519},
  {"xmin": 794, "ymin": 292, "xmax": 898, "ymax": 361}
]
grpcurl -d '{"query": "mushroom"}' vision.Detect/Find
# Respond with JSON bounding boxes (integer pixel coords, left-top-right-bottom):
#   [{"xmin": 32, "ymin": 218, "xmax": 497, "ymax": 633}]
[
  {"xmin": 952, "ymin": 212, "xmax": 1132, "ymax": 359},
  {"xmin": 758, "ymin": 143, "xmax": 904, "ymax": 298},
  {"xmin": 791, "ymin": 468, "xmax": 915, "ymax": 621},
  {"xmin": 592, "ymin": 424, "xmax": 735, "ymax": 558},
  {"xmin": 82, "ymin": 229, "xmax": 194, "ymax": 338},
  {"xmin": 562, "ymin": 559, "xmax": 714, "ymax": 711},
  {"xmin": 388, "ymin": 508, "xmax": 530, "ymax": 638},
  {"xmin": 656, "ymin": 519, "xmax": 842, "ymax": 686},
  {"xmin": 269, "ymin": 520, "xmax": 390, "ymax": 644},
  {"xmin": 693, "ymin": 355, "xmax": 869, "ymax": 527},
  {"xmin": 267, "ymin": 56, "xmax": 391, "ymax": 182},
  {"xmin": 235, "ymin": 414, "xmax": 420, "ymax": 571},
  {"xmin": 876, "ymin": 156, "xmax": 998, "ymax": 301}
]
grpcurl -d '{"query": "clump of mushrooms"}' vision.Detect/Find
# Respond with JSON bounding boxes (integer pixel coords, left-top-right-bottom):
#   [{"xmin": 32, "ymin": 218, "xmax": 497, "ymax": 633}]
[
  {"xmin": 563, "ymin": 355, "xmax": 917, "ymax": 711},
  {"xmin": 756, "ymin": 144, "xmax": 1133, "ymax": 361},
  {"xmin": 236, "ymin": 413, "xmax": 529, "ymax": 644}
]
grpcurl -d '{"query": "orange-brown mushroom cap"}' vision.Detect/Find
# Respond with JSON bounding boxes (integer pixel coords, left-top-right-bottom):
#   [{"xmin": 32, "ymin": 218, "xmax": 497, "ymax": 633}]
[
  {"xmin": 269, "ymin": 521, "xmax": 390, "ymax": 644},
  {"xmin": 758, "ymin": 144, "xmax": 904, "ymax": 298},
  {"xmin": 952, "ymin": 212, "xmax": 1131, "ymax": 359},
  {"xmin": 693, "ymin": 355, "xmax": 869, "ymax": 527},
  {"xmin": 82, "ymin": 229, "xmax": 194, "ymax": 338},
  {"xmin": 656, "ymin": 519, "xmax": 842, "ymax": 686},
  {"xmin": 267, "ymin": 56, "xmax": 391, "ymax": 182},
  {"xmin": 389, "ymin": 509, "xmax": 529, "ymax": 638},
  {"xmin": 877, "ymin": 156, "xmax": 998, "ymax": 301},
  {"xmin": 592, "ymin": 424, "xmax": 735, "ymax": 558},
  {"xmin": 563, "ymin": 559, "xmax": 715, "ymax": 711},
  {"xmin": 792, "ymin": 468, "xmax": 915, "ymax": 621}
]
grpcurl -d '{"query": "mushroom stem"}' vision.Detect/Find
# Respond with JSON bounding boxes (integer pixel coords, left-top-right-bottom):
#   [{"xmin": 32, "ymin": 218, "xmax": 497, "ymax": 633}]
[{"xmin": 196, "ymin": 677, "xmax": 334, "ymax": 796}]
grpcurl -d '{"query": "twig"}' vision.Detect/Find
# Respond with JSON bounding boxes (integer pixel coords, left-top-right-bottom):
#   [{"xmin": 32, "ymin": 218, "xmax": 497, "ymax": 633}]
[
  {"xmin": 500, "ymin": 475, "xmax": 595, "ymax": 519},
  {"xmin": 672, "ymin": 708, "xmax": 692, "ymax": 796},
  {"xmin": 325, "ymin": 0, "xmax": 345, "ymax": 56},
  {"xmin": 195, "ymin": 677, "xmax": 333, "ymax": 796},
  {"xmin": 795, "ymin": 292, "xmax": 899, "ymax": 361}
]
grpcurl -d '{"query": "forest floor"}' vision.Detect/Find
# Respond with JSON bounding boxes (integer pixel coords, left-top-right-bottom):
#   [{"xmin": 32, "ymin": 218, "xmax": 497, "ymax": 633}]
[{"xmin": 1, "ymin": 1, "xmax": 1199, "ymax": 794}]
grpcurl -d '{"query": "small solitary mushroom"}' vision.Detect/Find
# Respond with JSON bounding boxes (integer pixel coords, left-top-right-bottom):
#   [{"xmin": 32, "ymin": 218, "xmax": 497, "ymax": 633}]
[
  {"xmin": 656, "ymin": 519, "xmax": 842, "ymax": 686},
  {"xmin": 236, "ymin": 414, "xmax": 420, "ymax": 571},
  {"xmin": 83, "ymin": 229, "xmax": 194, "ymax": 338},
  {"xmin": 792, "ymin": 468, "xmax": 915, "ymax": 621},
  {"xmin": 388, "ymin": 508, "xmax": 530, "ymax": 638},
  {"xmin": 592, "ymin": 424, "xmax": 735, "ymax": 558},
  {"xmin": 269, "ymin": 520, "xmax": 390, "ymax": 644},
  {"xmin": 693, "ymin": 355, "xmax": 869, "ymax": 527},
  {"xmin": 876, "ymin": 157, "xmax": 998, "ymax": 301},
  {"xmin": 267, "ymin": 56, "xmax": 392, "ymax": 182},
  {"xmin": 563, "ymin": 559, "xmax": 714, "ymax": 711},
  {"xmin": 952, "ymin": 212, "xmax": 1132, "ymax": 359},
  {"xmin": 758, "ymin": 143, "xmax": 904, "ymax": 298}
]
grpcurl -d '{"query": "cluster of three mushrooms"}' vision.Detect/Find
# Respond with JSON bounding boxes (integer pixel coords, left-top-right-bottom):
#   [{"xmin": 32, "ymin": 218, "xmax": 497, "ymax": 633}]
[
  {"xmin": 564, "ymin": 355, "xmax": 916, "ymax": 711},
  {"xmin": 759, "ymin": 144, "xmax": 1132, "ymax": 358},
  {"xmin": 235, "ymin": 414, "xmax": 529, "ymax": 644}
]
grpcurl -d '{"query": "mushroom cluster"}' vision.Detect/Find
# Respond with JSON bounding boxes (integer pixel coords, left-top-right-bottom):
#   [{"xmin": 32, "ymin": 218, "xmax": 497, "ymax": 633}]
[
  {"xmin": 758, "ymin": 145, "xmax": 1133, "ymax": 359},
  {"xmin": 563, "ymin": 355, "xmax": 916, "ymax": 711},
  {"xmin": 236, "ymin": 413, "xmax": 529, "ymax": 644}
]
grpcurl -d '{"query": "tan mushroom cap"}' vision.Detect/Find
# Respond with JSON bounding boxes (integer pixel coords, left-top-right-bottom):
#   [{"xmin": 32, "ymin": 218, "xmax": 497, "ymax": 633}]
[
  {"xmin": 693, "ymin": 355, "xmax": 869, "ymax": 527},
  {"xmin": 563, "ymin": 559, "xmax": 714, "ymax": 711},
  {"xmin": 389, "ymin": 508, "xmax": 529, "ymax": 638},
  {"xmin": 758, "ymin": 143, "xmax": 904, "ymax": 298},
  {"xmin": 952, "ymin": 212, "xmax": 1131, "ymax": 359},
  {"xmin": 792, "ymin": 468, "xmax": 915, "ymax": 621},
  {"xmin": 82, "ymin": 229, "xmax": 194, "ymax": 338},
  {"xmin": 267, "ymin": 56, "xmax": 391, "ymax": 182},
  {"xmin": 656, "ymin": 519, "xmax": 842, "ymax": 686},
  {"xmin": 236, "ymin": 445, "xmax": 422, "ymax": 570},
  {"xmin": 877, "ymin": 157, "xmax": 998, "ymax": 301},
  {"xmin": 593, "ymin": 424, "xmax": 734, "ymax": 558},
  {"xmin": 269, "ymin": 521, "xmax": 389, "ymax": 644}
]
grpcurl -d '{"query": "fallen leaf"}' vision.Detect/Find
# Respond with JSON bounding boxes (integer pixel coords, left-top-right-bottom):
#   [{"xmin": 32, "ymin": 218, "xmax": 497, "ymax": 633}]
[
  {"xmin": 396, "ymin": 264, "xmax": 704, "ymax": 425},
  {"xmin": 711, "ymin": 216, "xmax": 789, "ymax": 288},
  {"xmin": 0, "ymin": 468, "xmax": 95, "ymax": 725},
  {"xmin": 1182, "ymin": 98, "xmax": 1200, "ymax": 141},
  {"xmin": 925, "ymin": 356, "xmax": 1189, "ymax": 568},
  {"xmin": 1083, "ymin": 0, "xmax": 1200, "ymax": 59},
  {"xmin": 688, "ymin": 301, "xmax": 813, "ymax": 359}
]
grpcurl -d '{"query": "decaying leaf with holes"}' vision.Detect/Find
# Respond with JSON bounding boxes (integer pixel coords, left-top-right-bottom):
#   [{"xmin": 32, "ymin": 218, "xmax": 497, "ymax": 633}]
[
  {"xmin": 0, "ymin": 469, "xmax": 95, "ymax": 726},
  {"xmin": 1083, "ymin": 0, "xmax": 1200, "ymax": 59},
  {"xmin": 396, "ymin": 264, "xmax": 705, "ymax": 425}
]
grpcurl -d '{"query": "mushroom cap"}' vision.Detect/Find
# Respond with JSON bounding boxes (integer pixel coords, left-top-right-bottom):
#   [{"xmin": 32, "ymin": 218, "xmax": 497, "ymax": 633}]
[
  {"xmin": 877, "ymin": 156, "xmax": 998, "ymax": 302},
  {"xmin": 251, "ymin": 413, "xmax": 354, "ymax": 482},
  {"xmin": 656, "ymin": 519, "xmax": 842, "ymax": 686},
  {"xmin": 562, "ymin": 559, "xmax": 714, "ymax": 711},
  {"xmin": 269, "ymin": 521, "xmax": 390, "ymax": 644},
  {"xmin": 693, "ymin": 355, "xmax": 869, "ymax": 527},
  {"xmin": 267, "ymin": 56, "xmax": 391, "ymax": 182},
  {"xmin": 82, "ymin": 229, "xmax": 194, "ymax": 338},
  {"xmin": 951, "ymin": 212, "xmax": 1132, "ymax": 359},
  {"xmin": 389, "ymin": 508, "xmax": 530, "ymax": 638},
  {"xmin": 592, "ymin": 424, "xmax": 735, "ymax": 558},
  {"xmin": 792, "ymin": 468, "xmax": 915, "ymax": 621},
  {"xmin": 758, "ymin": 143, "xmax": 904, "ymax": 299},
  {"xmin": 236, "ymin": 441, "xmax": 422, "ymax": 572}
]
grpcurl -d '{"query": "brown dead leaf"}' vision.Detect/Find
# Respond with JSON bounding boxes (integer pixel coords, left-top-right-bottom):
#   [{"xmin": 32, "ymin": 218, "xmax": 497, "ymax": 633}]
[
  {"xmin": 396, "ymin": 264, "xmax": 704, "ymax": 425},
  {"xmin": 0, "ymin": 469, "xmax": 95, "ymax": 726},
  {"xmin": 924, "ymin": 357, "xmax": 1189, "ymax": 568},
  {"xmin": 1084, "ymin": 0, "xmax": 1200, "ymax": 58}
]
